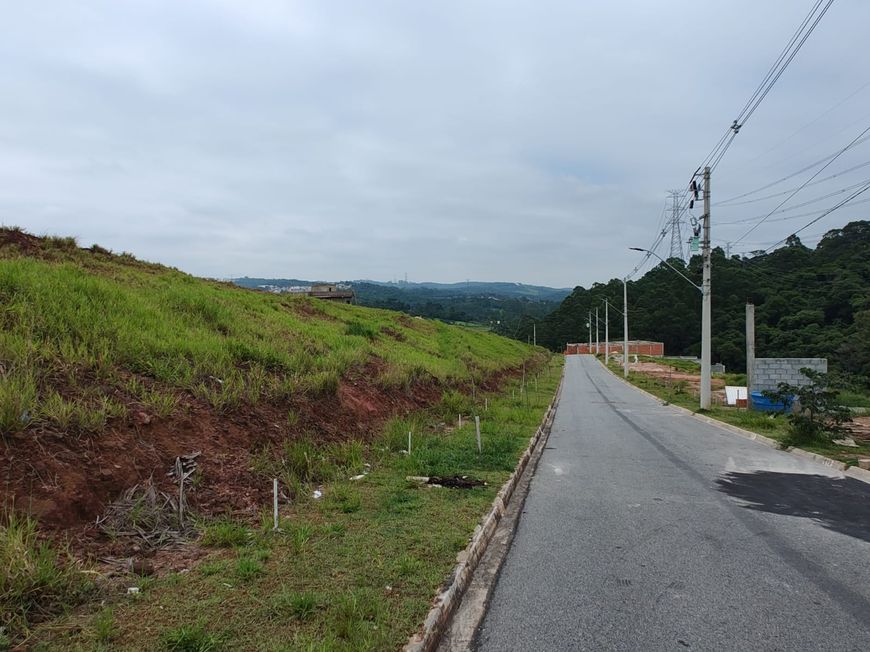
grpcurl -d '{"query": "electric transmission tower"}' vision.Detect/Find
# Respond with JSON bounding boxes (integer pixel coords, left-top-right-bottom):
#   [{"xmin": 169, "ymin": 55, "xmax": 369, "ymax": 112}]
[{"xmin": 668, "ymin": 190, "xmax": 683, "ymax": 261}]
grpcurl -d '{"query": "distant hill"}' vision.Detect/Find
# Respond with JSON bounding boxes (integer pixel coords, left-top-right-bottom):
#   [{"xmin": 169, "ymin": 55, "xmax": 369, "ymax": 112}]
[{"xmin": 230, "ymin": 277, "xmax": 572, "ymax": 331}]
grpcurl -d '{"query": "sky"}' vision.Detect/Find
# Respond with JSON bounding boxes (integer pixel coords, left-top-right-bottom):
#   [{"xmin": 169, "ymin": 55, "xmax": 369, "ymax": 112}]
[{"xmin": 1, "ymin": 0, "xmax": 869, "ymax": 287}]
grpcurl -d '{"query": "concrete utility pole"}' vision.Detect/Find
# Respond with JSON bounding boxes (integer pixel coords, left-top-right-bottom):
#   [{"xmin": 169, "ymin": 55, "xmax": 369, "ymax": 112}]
[
  {"xmin": 595, "ymin": 307, "xmax": 600, "ymax": 355},
  {"xmin": 604, "ymin": 299, "xmax": 609, "ymax": 361},
  {"xmin": 588, "ymin": 311, "xmax": 592, "ymax": 354},
  {"xmin": 623, "ymin": 279, "xmax": 629, "ymax": 378},
  {"xmin": 700, "ymin": 166, "xmax": 712, "ymax": 410},
  {"xmin": 533, "ymin": 323, "xmax": 537, "ymax": 347},
  {"xmin": 746, "ymin": 303, "xmax": 755, "ymax": 410}
]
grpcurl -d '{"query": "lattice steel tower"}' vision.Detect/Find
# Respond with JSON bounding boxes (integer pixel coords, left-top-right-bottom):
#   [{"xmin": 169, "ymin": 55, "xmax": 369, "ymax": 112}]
[{"xmin": 668, "ymin": 190, "xmax": 683, "ymax": 261}]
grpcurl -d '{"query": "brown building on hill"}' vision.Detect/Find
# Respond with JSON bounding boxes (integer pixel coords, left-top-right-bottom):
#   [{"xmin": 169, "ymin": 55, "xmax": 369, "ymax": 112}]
[{"xmin": 307, "ymin": 284, "xmax": 354, "ymax": 303}]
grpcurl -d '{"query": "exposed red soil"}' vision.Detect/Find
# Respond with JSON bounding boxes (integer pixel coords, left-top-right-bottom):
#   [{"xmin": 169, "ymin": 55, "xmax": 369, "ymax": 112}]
[
  {"xmin": 846, "ymin": 416, "xmax": 870, "ymax": 442},
  {"xmin": 1, "ymin": 359, "xmax": 529, "ymax": 562},
  {"xmin": 629, "ymin": 360, "xmax": 727, "ymax": 404}
]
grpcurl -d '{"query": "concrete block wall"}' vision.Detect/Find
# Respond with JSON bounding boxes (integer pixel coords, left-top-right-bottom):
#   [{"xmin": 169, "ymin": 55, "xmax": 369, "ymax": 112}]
[{"xmin": 751, "ymin": 358, "xmax": 827, "ymax": 393}]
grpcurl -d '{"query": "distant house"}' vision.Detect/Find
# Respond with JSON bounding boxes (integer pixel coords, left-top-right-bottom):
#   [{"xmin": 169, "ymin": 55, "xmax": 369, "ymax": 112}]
[{"xmin": 307, "ymin": 284, "xmax": 354, "ymax": 304}]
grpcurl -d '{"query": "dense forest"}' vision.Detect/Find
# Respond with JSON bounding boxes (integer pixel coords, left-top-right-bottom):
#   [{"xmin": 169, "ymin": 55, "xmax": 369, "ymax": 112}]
[{"xmin": 519, "ymin": 220, "xmax": 870, "ymax": 383}]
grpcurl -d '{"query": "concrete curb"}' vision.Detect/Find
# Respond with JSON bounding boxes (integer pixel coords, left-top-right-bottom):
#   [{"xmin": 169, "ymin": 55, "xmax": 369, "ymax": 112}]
[
  {"xmin": 596, "ymin": 357, "xmax": 870, "ymax": 485},
  {"xmin": 402, "ymin": 372, "xmax": 564, "ymax": 652}
]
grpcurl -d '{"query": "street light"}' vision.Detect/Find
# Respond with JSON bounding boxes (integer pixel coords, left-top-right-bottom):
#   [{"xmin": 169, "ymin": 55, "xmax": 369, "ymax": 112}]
[{"xmin": 629, "ymin": 247, "xmax": 710, "ymax": 410}]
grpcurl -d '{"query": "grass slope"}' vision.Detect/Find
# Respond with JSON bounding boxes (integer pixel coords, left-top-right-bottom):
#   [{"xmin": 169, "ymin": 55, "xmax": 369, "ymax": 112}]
[
  {"xmin": 0, "ymin": 227, "xmax": 555, "ymax": 646},
  {"xmin": 0, "ymin": 230, "xmax": 529, "ymax": 436}
]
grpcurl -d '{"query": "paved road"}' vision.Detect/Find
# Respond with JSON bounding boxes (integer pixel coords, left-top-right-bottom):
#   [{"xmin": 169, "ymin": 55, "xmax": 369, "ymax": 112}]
[{"xmin": 475, "ymin": 355, "xmax": 870, "ymax": 651}]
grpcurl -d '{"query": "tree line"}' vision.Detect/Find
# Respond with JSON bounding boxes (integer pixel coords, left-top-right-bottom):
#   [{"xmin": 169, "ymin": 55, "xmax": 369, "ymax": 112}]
[{"xmin": 516, "ymin": 220, "xmax": 870, "ymax": 385}]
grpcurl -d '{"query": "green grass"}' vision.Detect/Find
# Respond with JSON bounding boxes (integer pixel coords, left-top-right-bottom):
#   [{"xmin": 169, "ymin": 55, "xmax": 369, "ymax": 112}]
[
  {"xmin": 0, "ymin": 509, "xmax": 93, "ymax": 642},
  {"xmin": 607, "ymin": 359, "xmax": 870, "ymax": 462},
  {"xmin": 0, "ymin": 228, "xmax": 533, "ymax": 438},
  {"xmin": 28, "ymin": 365, "xmax": 562, "ymax": 650},
  {"xmin": 838, "ymin": 389, "xmax": 870, "ymax": 408}
]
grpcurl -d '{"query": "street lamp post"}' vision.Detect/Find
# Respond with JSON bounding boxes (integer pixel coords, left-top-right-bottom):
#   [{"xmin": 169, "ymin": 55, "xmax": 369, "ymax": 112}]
[
  {"xmin": 623, "ymin": 278, "xmax": 629, "ymax": 378},
  {"xmin": 629, "ymin": 247, "xmax": 709, "ymax": 409}
]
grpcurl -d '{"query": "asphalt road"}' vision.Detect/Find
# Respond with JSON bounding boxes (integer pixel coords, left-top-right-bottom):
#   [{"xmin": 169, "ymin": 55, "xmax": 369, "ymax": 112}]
[{"xmin": 475, "ymin": 355, "xmax": 870, "ymax": 651}]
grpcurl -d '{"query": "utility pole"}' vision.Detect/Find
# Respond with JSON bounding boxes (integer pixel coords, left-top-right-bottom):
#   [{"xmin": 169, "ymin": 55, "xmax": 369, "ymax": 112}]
[
  {"xmin": 746, "ymin": 303, "xmax": 755, "ymax": 410},
  {"xmin": 595, "ymin": 306, "xmax": 600, "ymax": 355},
  {"xmin": 588, "ymin": 311, "xmax": 592, "ymax": 354},
  {"xmin": 533, "ymin": 322, "xmax": 537, "ymax": 347},
  {"xmin": 604, "ymin": 299, "xmax": 609, "ymax": 361},
  {"xmin": 623, "ymin": 279, "xmax": 629, "ymax": 378},
  {"xmin": 700, "ymin": 166, "xmax": 712, "ymax": 410}
]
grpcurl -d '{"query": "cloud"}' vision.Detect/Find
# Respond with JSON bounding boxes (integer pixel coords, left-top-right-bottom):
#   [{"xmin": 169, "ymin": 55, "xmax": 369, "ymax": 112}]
[{"xmin": 1, "ymin": 0, "xmax": 868, "ymax": 286}]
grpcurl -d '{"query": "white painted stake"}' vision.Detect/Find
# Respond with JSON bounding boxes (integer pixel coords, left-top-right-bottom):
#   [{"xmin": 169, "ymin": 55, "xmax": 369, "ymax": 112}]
[
  {"xmin": 408, "ymin": 431, "xmax": 412, "ymax": 455},
  {"xmin": 273, "ymin": 478, "xmax": 279, "ymax": 530},
  {"xmin": 484, "ymin": 397, "xmax": 488, "ymax": 411},
  {"xmin": 475, "ymin": 416, "xmax": 481, "ymax": 453}
]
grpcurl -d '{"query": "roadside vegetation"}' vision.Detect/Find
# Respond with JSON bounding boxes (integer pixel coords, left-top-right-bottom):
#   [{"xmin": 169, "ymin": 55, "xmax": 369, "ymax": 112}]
[
  {"xmin": 605, "ymin": 358, "xmax": 870, "ymax": 464},
  {"xmin": 0, "ymin": 227, "xmax": 561, "ymax": 648},
  {"xmin": 25, "ymin": 368, "xmax": 561, "ymax": 650}
]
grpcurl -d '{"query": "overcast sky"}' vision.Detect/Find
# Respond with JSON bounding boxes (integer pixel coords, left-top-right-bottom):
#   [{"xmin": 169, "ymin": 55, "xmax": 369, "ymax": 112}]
[{"xmin": 2, "ymin": 1, "xmax": 868, "ymax": 287}]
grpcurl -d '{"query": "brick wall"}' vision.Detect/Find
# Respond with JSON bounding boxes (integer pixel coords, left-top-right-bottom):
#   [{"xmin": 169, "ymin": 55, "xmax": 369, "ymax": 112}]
[
  {"xmin": 565, "ymin": 341, "xmax": 664, "ymax": 356},
  {"xmin": 751, "ymin": 358, "xmax": 827, "ymax": 393}
]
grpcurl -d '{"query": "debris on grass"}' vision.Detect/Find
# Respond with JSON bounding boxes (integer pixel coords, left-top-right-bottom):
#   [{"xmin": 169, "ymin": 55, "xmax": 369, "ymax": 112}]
[{"xmin": 97, "ymin": 481, "xmax": 197, "ymax": 549}]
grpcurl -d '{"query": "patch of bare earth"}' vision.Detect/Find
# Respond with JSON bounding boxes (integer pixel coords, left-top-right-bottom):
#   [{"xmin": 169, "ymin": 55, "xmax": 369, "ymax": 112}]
[{"xmin": 1, "ymin": 359, "xmax": 531, "ymax": 569}]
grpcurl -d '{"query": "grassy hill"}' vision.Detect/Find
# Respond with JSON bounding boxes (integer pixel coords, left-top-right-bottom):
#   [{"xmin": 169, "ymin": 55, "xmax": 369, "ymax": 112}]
[{"xmin": 0, "ymin": 227, "xmax": 554, "ymax": 647}]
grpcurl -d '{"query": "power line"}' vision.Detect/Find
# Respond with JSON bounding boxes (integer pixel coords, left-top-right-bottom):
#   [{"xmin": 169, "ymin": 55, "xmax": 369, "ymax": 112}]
[
  {"xmin": 716, "ymin": 134, "xmax": 870, "ymax": 205},
  {"xmin": 716, "ymin": 159, "xmax": 870, "ymax": 207},
  {"xmin": 731, "ymin": 124, "xmax": 870, "ymax": 245},
  {"xmin": 691, "ymin": 0, "xmax": 836, "ymax": 177},
  {"xmin": 718, "ymin": 176, "xmax": 870, "ymax": 224},
  {"xmin": 760, "ymin": 179, "xmax": 870, "ymax": 253}
]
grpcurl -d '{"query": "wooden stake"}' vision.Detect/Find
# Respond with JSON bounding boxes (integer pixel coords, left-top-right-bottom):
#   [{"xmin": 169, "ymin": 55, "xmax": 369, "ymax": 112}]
[
  {"xmin": 273, "ymin": 478, "xmax": 279, "ymax": 530},
  {"xmin": 475, "ymin": 416, "xmax": 481, "ymax": 453},
  {"xmin": 176, "ymin": 457, "xmax": 184, "ymax": 525},
  {"xmin": 408, "ymin": 431, "xmax": 412, "ymax": 456}
]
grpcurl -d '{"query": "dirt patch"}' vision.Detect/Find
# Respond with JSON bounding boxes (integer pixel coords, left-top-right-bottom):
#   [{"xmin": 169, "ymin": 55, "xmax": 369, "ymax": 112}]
[
  {"xmin": 628, "ymin": 360, "xmax": 727, "ymax": 404},
  {"xmin": 1, "ymin": 356, "xmax": 539, "ymax": 562},
  {"xmin": 0, "ymin": 227, "xmax": 41, "ymax": 254},
  {"xmin": 381, "ymin": 326, "xmax": 406, "ymax": 341},
  {"xmin": 427, "ymin": 475, "xmax": 486, "ymax": 488},
  {"xmin": 847, "ymin": 416, "xmax": 870, "ymax": 443}
]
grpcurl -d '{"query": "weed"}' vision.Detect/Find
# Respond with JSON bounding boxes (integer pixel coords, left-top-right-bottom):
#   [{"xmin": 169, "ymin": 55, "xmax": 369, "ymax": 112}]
[
  {"xmin": 0, "ymin": 509, "xmax": 92, "ymax": 643},
  {"xmin": 201, "ymin": 520, "xmax": 250, "ymax": 548},
  {"xmin": 325, "ymin": 484, "xmax": 362, "ymax": 514},
  {"xmin": 266, "ymin": 587, "xmax": 320, "ymax": 621},
  {"xmin": 235, "ymin": 556, "xmax": 264, "ymax": 582},
  {"xmin": 159, "ymin": 624, "xmax": 222, "ymax": 651},
  {"xmin": 92, "ymin": 607, "xmax": 116, "ymax": 645},
  {"xmin": 345, "ymin": 321, "xmax": 377, "ymax": 339},
  {"xmin": 197, "ymin": 560, "xmax": 229, "ymax": 577}
]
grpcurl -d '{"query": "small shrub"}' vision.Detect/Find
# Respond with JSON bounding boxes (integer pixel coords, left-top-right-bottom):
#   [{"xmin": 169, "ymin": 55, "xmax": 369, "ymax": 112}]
[
  {"xmin": 201, "ymin": 520, "xmax": 250, "ymax": 548},
  {"xmin": 160, "ymin": 624, "xmax": 222, "ymax": 651},
  {"xmin": 764, "ymin": 368, "xmax": 852, "ymax": 446}
]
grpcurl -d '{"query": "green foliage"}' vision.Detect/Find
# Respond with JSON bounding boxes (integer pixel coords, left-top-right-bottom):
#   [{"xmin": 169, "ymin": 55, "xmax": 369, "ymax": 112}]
[
  {"xmin": 524, "ymin": 221, "xmax": 870, "ymax": 386},
  {"xmin": 0, "ymin": 509, "xmax": 92, "ymax": 643},
  {"xmin": 234, "ymin": 556, "xmax": 264, "ymax": 582},
  {"xmin": 763, "ymin": 368, "xmax": 852, "ymax": 445}
]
